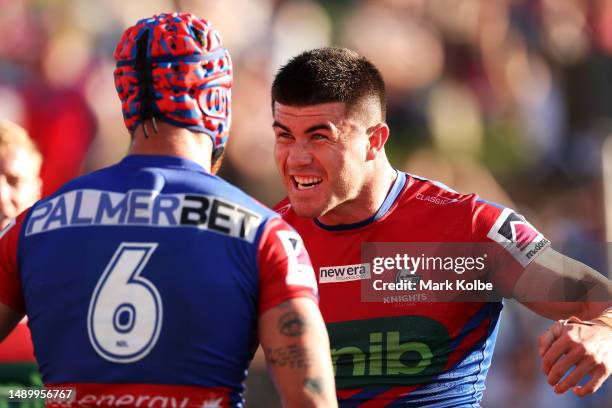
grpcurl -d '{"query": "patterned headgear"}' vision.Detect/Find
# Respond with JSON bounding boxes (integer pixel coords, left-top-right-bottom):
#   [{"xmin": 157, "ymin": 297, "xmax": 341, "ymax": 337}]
[{"xmin": 114, "ymin": 13, "xmax": 232, "ymax": 159}]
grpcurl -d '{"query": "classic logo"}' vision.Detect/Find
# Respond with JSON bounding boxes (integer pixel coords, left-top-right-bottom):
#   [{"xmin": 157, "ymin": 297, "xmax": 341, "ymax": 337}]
[
  {"xmin": 275, "ymin": 203, "xmax": 291, "ymax": 215},
  {"xmin": 319, "ymin": 263, "xmax": 371, "ymax": 284},
  {"xmin": 0, "ymin": 218, "xmax": 15, "ymax": 239},
  {"xmin": 416, "ymin": 193, "xmax": 458, "ymax": 205},
  {"xmin": 487, "ymin": 208, "xmax": 550, "ymax": 267},
  {"xmin": 327, "ymin": 316, "xmax": 450, "ymax": 388}
]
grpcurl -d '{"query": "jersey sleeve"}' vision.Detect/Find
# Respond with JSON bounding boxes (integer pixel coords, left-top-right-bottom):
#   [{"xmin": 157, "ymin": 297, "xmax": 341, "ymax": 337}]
[
  {"xmin": 257, "ymin": 217, "xmax": 318, "ymax": 315},
  {"xmin": 472, "ymin": 200, "xmax": 550, "ymax": 296},
  {"xmin": 0, "ymin": 213, "xmax": 27, "ymax": 313}
]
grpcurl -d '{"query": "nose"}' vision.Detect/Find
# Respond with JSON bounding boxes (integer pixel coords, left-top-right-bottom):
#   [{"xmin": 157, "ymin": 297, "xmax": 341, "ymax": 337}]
[{"xmin": 286, "ymin": 142, "xmax": 313, "ymax": 168}]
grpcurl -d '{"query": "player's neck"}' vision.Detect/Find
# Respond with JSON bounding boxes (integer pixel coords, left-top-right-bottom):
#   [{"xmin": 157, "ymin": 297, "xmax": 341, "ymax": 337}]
[
  {"xmin": 128, "ymin": 122, "xmax": 212, "ymax": 172},
  {"xmin": 318, "ymin": 160, "xmax": 397, "ymax": 225}
]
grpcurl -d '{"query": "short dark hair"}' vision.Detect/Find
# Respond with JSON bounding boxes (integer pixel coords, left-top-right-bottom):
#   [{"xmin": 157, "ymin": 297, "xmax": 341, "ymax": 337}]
[{"xmin": 271, "ymin": 47, "xmax": 386, "ymax": 120}]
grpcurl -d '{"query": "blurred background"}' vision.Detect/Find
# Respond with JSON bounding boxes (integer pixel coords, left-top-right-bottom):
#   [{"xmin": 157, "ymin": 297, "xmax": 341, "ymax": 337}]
[{"xmin": 0, "ymin": 0, "xmax": 611, "ymax": 406}]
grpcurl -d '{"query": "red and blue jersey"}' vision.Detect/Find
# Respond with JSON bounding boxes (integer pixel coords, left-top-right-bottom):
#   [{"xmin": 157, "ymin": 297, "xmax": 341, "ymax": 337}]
[
  {"xmin": 0, "ymin": 155, "xmax": 317, "ymax": 407},
  {"xmin": 276, "ymin": 171, "xmax": 549, "ymax": 407}
]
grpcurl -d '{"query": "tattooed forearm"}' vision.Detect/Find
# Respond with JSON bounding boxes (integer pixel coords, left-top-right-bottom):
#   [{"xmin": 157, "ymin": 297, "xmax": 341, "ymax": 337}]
[
  {"xmin": 266, "ymin": 345, "xmax": 311, "ymax": 369},
  {"xmin": 304, "ymin": 378, "xmax": 323, "ymax": 395},
  {"xmin": 278, "ymin": 311, "xmax": 306, "ymax": 337}
]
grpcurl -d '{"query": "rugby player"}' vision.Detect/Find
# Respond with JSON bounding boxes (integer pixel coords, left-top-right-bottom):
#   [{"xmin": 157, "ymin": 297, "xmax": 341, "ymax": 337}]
[
  {"xmin": 271, "ymin": 47, "xmax": 612, "ymax": 406},
  {"xmin": 0, "ymin": 120, "xmax": 42, "ymax": 395},
  {"xmin": 0, "ymin": 14, "xmax": 336, "ymax": 407}
]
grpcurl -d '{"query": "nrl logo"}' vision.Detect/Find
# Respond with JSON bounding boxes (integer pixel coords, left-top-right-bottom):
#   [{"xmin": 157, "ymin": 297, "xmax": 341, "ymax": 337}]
[{"xmin": 395, "ymin": 269, "xmax": 420, "ymax": 287}]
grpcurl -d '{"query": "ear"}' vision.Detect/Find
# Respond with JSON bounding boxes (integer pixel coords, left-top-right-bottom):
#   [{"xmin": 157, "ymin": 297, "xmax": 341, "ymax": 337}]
[{"xmin": 365, "ymin": 123, "xmax": 390, "ymax": 161}]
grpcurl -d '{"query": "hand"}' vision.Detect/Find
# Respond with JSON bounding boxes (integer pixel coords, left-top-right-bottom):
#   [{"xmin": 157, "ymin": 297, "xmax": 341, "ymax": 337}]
[{"xmin": 539, "ymin": 319, "xmax": 612, "ymax": 396}]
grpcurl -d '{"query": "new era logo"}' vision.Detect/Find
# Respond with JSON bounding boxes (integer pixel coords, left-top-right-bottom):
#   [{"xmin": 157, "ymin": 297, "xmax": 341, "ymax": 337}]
[{"xmin": 319, "ymin": 263, "xmax": 371, "ymax": 284}]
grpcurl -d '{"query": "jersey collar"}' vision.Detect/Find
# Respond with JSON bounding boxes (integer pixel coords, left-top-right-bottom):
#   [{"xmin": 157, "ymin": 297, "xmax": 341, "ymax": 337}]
[
  {"xmin": 120, "ymin": 154, "xmax": 207, "ymax": 173},
  {"xmin": 314, "ymin": 170, "xmax": 407, "ymax": 231}
]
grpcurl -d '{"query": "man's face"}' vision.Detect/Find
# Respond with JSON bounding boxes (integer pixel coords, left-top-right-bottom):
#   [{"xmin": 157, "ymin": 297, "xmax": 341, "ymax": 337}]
[
  {"xmin": 0, "ymin": 148, "xmax": 41, "ymax": 229},
  {"xmin": 273, "ymin": 102, "xmax": 372, "ymax": 222}
]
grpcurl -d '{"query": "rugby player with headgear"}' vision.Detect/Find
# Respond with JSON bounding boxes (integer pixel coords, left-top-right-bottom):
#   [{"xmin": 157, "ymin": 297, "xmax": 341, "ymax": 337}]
[
  {"xmin": 0, "ymin": 13, "xmax": 336, "ymax": 407},
  {"xmin": 271, "ymin": 47, "xmax": 612, "ymax": 406}
]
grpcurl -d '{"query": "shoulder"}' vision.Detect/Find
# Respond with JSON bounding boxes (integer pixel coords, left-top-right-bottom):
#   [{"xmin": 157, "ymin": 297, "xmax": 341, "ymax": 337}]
[
  {"xmin": 211, "ymin": 178, "xmax": 278, "ymax": 220},
  {"xmin": 401, "ymin": 172, "xmax": 488, "ymax": 214},
  {"xmin": 23, "ymin": 162, "xmax": 280, "ymax": 244},
  {"xmin": 402, "ymin": 172, "xmax": 549, "ymax": 262},
  {"xmin": 401, "ymin": 172, "xmax": 515, "ymax": 232},
  {"xmin": 404, "ymin": 173, "xmax": 472, "ymax": 203}
]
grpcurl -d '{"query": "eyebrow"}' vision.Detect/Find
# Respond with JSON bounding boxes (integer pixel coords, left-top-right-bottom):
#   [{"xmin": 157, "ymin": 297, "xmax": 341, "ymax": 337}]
[
  {"xmin": 305, "ymin": 124, "xmax": 332, "ymax": 133},
  {"xmin": 272, "ymin": 121, "xmax": 290, "ymax": 132},
  {"xmin": 271, "ymin": 122, "xmax": 333, "ymax": 134}
]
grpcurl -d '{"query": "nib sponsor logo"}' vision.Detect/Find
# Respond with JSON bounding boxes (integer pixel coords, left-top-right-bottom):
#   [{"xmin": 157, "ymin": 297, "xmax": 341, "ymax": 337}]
[
  {"xmin": 327, "ymin": 316, "xmax": 450, "ymax": 388},
  {"xmin": 319, "ymin": 263, "xmax": 371, "ymax": 283},
  {"xmin": 487, "ymin": 208, "xmax": 550, "ymax": 267}
]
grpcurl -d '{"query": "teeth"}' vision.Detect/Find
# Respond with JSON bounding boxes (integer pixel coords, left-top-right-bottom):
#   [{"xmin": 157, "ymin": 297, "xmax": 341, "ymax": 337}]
[
  {"xmin": 292, "ymin": 176, "xmax": 322, "ymax": 190},
  {"xmin": 294, "ymin": 176, "xmax": 322, "ymax": 184}
]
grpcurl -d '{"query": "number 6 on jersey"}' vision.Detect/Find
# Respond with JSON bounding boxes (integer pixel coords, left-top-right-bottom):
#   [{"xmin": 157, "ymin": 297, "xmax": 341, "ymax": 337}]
[{"xmin": 87, "ymin": 242, "xmax": 163, "ymax": 363}]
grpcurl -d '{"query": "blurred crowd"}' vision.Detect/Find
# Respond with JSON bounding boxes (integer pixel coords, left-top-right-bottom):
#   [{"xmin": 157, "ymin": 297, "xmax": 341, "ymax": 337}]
[{"xmin": 1, "ymin": 0, "xmax": 611, "ymax": 407}]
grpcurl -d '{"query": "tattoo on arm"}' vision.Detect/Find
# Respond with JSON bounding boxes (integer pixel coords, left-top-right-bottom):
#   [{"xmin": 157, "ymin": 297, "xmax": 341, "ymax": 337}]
[
  {"xmin": 304, "ymin": 378, "xmax": 323, "ymax": 395},
  {"xmin": 278, "ymin": 311, "xmax": 306, "ymax": 337},
  {"xmin": 266, "ymin": 345, "xmax": 311, "ymax": 369},
  {"xmin": 550, "ymin": 277, "xmax": 594, "ymax": 301}
]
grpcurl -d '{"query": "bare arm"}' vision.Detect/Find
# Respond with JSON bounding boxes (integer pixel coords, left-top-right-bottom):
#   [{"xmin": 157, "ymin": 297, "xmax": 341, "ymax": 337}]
[
  {"xmin": 508, "ymin": 247, "xmax": 612, "ymax": 396},
  {"xmin": 512, "ymin": 247, "xmax": 612, "ymax": 320},
  {"xmin": 0, "ymin": 301, "xmax": 24, "ymax": 342},
  {"xmin": 258, "ymin": 297, "xmax": 337, "ymax": 408}
]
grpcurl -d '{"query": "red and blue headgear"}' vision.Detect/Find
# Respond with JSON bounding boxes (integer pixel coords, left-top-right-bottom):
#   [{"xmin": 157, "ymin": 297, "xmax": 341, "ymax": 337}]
[{"xmin": 114, "ymin": 13, "xmax": 232, "ymax": 160}]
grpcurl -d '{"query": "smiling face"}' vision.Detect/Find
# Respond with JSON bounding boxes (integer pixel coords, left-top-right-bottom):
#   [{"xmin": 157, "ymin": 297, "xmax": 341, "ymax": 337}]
[
  {"xmin": 0, "ymin": 147, "xmax": 41, "ymax": 229},
  {"xmin": 273, "ymin": 101, "xmax": 378, "ymax": 223}
]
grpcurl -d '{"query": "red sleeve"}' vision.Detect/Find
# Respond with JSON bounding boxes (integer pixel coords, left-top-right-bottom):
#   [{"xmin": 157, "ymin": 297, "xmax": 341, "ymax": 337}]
[
  {"xmin": 472, "ymin": 200, "xmax": 550, "ymax": 295},
  {"xmin": 0, "ymin": 213, "xmax": 27, "ymax": 313},
  {"xmin": 0, "ymin": 319, "xmax": 35, "ymax": 362},
  {"xmin": 257, "ymin": 217, "xmax": 318, "ymax": 315}
]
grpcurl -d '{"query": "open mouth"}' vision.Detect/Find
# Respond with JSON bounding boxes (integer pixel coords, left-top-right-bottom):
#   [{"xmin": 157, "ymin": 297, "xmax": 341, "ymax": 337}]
[{"xmin": 292, "ymin": 175, "xmax": 323, "ymax": 190}]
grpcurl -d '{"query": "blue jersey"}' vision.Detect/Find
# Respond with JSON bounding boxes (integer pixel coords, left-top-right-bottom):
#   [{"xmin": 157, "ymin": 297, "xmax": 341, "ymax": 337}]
[{"xmin": 0, "ymin": 155, "xmax": 317, "ymax": 407}]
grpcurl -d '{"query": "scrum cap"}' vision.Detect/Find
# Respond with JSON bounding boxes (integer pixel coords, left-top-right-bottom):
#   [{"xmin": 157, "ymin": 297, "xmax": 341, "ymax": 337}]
[{"xmin": 114, "ymin": 13, "xmax": 232, "ymax": 159}]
